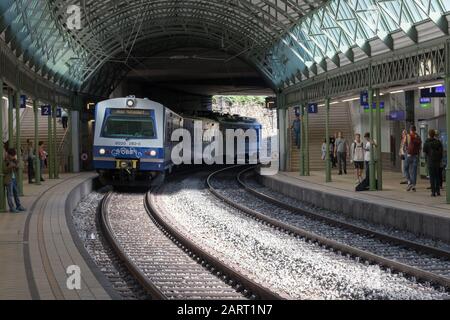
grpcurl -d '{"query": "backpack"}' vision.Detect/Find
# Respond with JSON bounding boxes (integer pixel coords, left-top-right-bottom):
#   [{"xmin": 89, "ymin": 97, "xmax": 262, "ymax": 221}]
[
  {"xmin": 352, "ymin": 142, "xmax": 364, "ymax": 161},
  {"xmin": 407, "ymin": 134, "xmax": 421, "ymax": 156}
]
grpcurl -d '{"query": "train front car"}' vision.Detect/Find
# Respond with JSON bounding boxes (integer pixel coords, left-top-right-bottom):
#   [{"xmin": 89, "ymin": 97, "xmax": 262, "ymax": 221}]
[{"xmin": 93, "ymin": 97, "xmax": 176, "ymax": 187}]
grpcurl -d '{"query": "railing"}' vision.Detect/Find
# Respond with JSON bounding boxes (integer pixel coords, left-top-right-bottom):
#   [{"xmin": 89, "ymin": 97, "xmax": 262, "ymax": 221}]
[{"xmin": 2, "ymin": 107, "xmax": 28, "ymax": 142}]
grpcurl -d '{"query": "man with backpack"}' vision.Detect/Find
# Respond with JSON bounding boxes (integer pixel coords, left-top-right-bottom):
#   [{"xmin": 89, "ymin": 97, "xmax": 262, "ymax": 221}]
[
  {"xmin": 423, "ymin": 129, "xmax": 443, "ymax": 197},
  {"xmin": 404, "ymin": 126, "xmax": 422, "ymax": 192}
]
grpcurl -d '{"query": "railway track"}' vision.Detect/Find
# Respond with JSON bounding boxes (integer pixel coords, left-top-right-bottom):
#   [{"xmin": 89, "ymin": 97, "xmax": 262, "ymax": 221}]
[
  {"xmin": 207, "ymin": 165, "xmax": 450, "ymax": 290},
  {"xmin": 100, "ymin": 174, "xmax": 283, "ymax": 300}
]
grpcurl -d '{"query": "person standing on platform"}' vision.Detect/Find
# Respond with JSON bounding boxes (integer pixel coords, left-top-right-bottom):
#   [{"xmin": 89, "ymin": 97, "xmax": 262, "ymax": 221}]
[
  {"xmin": 25, "ymin": 139, "xmax": 35, "ymax": 184},
  {"xmin": 423, "ymin": 129, "xmax": 443, "ymax": 197},
  {"xmin": 321, "ymin": 139, "xmax": 327, "ymax": 161},
  {"xmin": 38, "ymin": 141, "xmax": 46, "ymax": 182},
  {"xmin": 3, "ymin": 148, "xmax": 26, "ymax": 213},
  {"xmin": 404, "ymin": 125, "xmax": 422, "ymax": 192},
  {"xmin": 335, "ymin": 132, "xmax": 349, "ymax": 175},
  {"xmin": 364, "ymin": 133, "xmax": 377, "ymax": 183},
  {"xmin": 351, "ymin": 134, "xmax": 365, "ymax": 184},
  {"xmin": 291, "ymin": 115, "xmax": 301, "ymax": 149},
  {"xmin": 330, "ymin": 134, "xmax": 337, "ymax": 168},
  {"xmin": 61, "ymin": 109, "xmax": 69, "ymax": 129},
  {"xmin": 399, "ymin": 129, "xmax": 408, "ymax": 185}
]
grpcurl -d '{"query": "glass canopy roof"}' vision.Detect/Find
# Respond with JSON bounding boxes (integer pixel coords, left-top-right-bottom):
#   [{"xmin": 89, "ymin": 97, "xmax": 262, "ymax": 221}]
[{"xmin": 0, "ymin": 0, "xmax": 448, "ymax": 93}]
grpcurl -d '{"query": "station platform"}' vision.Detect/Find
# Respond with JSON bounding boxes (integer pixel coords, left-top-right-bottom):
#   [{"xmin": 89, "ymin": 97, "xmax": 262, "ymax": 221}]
[
  {"xmin": 0, "ymin": 173, "xmax": 115, "ymax": 300},
  {"xmin": 259, "ymin": 170, "xmax": 450, "ymax": 243}
]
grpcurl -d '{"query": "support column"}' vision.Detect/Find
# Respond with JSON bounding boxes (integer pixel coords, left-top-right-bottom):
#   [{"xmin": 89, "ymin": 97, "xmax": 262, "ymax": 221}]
[
  {"xmin": 368, "ymin": 88, "xmax": 376, "ymax": 191},
  {"xmin": 325, "ymin": 98, "xmax": 332, "ymax": 183},
  {"xmin": 53, "ymin": 105, "xmax": 59, "ymax": 179},
  {"xmin": 48, "ymin": 106, "xmax": 54, "ymax": 179},
  {"xmin": 299, "ymin": 104, "xmax": 305, "ymax": 176},
  {"xmin": 68, "ymin": 111, "xmax": 73, "ymax": 173},
  {"xmin": 277, "ymin": 94, "xmax": 287, "ymax": 172},
  {"xmin": 0, "ymin": 80, "xmax": 6, "ymax": 212},
  {"xmin": 15, "ymin": 91, "xmax": 23, "ymax": 196},
  {"xmin": 8, "ymin": 90, "xmax": 13, "ymax": 148},
  {"xmin": 446, "ymin": 73, "xmax": 450, "ymax": 204},
  {"xmin": 304, "ymin": 103, "xmax": 310, "ymax": 176},
  {"xmin": 33, "ymin": 100, "xmax": 41, "ymax": 185},
  {"xmin": 71, "ymin": 110, "xmax": 80, "ymax": 173},
  {"xmin": 375, "ymin": 88, "xmax": 383, "ymax": 191}
]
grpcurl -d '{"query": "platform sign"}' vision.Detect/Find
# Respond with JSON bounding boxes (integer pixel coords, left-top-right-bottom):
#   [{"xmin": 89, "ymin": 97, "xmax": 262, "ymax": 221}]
[
  {"xmin": 363, "ymin": 102, "xmax": 385, "ymax": 112},
  {"xmin": 56, "ymin": 107, "xmax": 62, "ymax": 118},
  {"xmin": 308, "ymin": 103, "xmax": 318, "ymax": 114},
  {"xmin": 360, "ymin": 91, "xmax": 369, "ymax": 106},
  {"xmin": 265, "ymin": 97, "xmax": 277, "ymax": 109},
  {"xmin": 41, "ymin": 105, "xmax": 51, "ymax": 116},
  {"xmin": 421, "ymin": 86, "xmax": 446, "ymax": 98},
  {"xmin": 20, "ymin": 95, "xmax": 27, "ymax": 108},
  {"xmin": 420, "ymin": 97, "xmax": 432, "ymax": 109},
  {"xmin": 387, "ymin": 110, "xmax": 406, "ymax": 121}
]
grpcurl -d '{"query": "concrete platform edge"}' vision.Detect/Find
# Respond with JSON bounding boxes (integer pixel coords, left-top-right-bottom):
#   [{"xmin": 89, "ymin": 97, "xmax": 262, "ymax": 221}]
[
  {"xmin": 64, "ymin": 177, "xmax": 122, "ymax": 300},
  {"xmin": 258, "ymin": 174, "xmax": 450, "ymax": 243}
]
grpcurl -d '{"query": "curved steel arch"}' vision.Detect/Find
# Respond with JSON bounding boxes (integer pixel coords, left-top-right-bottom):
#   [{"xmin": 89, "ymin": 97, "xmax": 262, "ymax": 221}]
[
  {"xmin": 73, "ymin": 11, "xmax": 284, "ymax": 86},
  {"xmin": 63, "ymin": 1, "xmax": 283, "ymax": 55},
  {"xmin": 1, "ymin": 0, "xmax": 326, "ymax": 95},
  {"xmin": 81, "ymin": 33, "xmax": 268, "ymax": 96}
]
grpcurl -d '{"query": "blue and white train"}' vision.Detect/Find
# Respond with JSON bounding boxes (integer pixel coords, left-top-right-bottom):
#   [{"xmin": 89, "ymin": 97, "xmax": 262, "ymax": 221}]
[{"xmin": 93, "ymin": 97, "xmax": 182, "ymax": 186}]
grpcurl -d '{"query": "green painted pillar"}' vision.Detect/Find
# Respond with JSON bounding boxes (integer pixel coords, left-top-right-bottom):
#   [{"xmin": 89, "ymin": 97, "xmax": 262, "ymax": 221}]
[
  {"xmin": 0, "ymin": 80, "xmax": 6, "ymax": 212},
  {"xmin": 48, "ymin": 105, "xmax": 54, "ymax": 179},
  {"xmin": 325, "ymin": 98, "xmax": 332, "ymax": 183},
  {"xmin": 8, "ymin": 91, "xmax": 13, "ymax": 149},
  {"xmin": 34, "ymin": 101, "xmax": 41, "ymax": 185},
  {"xmin": 368, "ymin": 88, "xmax": 376, "ymax": 191},
  {"xmin": 446, "ymin": 74, "xmax": 450, "ymax": 204},
  {"xmin": 15, "ymin": 91, "xmax": 24, "ymax": 196},
  {"xmin": 375, "ymin": 89, "xmax": 383, "ymax": 191},
  {"xmin": 299, "ymin": 104, "xmax": 305, "ymax": 176},
  {"xmin": 53, "ymin": 106, "xmax": 59, "ymax": 179},
  {"xmin": 68, "ymin": 111, "xmax": 74, "ymax": 173},
  {"xmin": 304, "ymin": 103, "xmax": 310, "ymax": 176}
]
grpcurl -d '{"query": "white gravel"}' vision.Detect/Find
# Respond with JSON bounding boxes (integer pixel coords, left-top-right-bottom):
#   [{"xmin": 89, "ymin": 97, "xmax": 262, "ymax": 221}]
[{"xmin": 157, "ymin": 175, "xmax": 450, "ymax": 300}]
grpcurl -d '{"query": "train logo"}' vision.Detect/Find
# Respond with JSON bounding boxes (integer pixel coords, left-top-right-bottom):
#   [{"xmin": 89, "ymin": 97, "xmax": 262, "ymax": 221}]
[{"xmin": 111, "ymin": 147, "xmax": 143, "ymax": 158}]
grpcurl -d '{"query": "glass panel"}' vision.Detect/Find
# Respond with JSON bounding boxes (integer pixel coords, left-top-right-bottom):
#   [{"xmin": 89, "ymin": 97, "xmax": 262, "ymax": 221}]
[{"xmin": 102, "ymin": 115, "xmax": 156, "ymax": 139}]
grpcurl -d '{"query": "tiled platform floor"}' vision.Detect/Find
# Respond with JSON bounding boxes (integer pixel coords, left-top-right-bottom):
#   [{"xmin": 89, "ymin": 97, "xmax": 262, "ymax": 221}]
[{"xmin": 0, "ymin": 174, "xmax": 112, "ymax": 300}]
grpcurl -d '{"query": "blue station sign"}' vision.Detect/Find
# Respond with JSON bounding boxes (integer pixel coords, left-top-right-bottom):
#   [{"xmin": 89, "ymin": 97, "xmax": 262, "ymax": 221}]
[{"xmin": 41, "ymin": 105, "xmax": 51, "ymax": 116}]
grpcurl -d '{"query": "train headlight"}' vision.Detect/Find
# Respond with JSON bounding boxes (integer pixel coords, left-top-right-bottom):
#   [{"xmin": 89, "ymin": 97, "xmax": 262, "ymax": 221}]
[
  {"xmin": 126, "ymin": 98, "xmax": 136, "ymax": 108},
  {"xmin": 150, "ymin": 150, "xmax": 157, "ymax": 157},
  {"xmin": 99, "ymin": 148, "xmax": 106, "ymax": 155}
]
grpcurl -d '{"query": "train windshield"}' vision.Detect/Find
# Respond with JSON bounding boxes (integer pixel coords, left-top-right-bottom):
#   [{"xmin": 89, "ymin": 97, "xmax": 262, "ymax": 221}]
[{"xmin": 101, "ymin": 112, "xmax": 156, "ymax": 139}]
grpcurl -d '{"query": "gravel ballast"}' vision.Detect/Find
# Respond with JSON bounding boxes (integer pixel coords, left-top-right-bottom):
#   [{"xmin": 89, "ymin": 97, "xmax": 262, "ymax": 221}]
[
  {"xmin": 71, "ymin": 190, "xmax": 150, "ymax": 300},
  {"xmin": 158, "ymin": 174, "xmax": 450, "ymax": 300}
]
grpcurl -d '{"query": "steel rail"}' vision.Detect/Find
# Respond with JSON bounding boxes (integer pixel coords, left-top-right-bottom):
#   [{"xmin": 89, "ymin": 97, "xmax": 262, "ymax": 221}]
[
  {"xmin": 207, "ymin": 166, "xmax": 450, "ymax": 289},
  {"xmin": 237, "ymin": 166, "xmax": 450, "ymax": 260},
  {"xmin": 99, "ymin": 192, "xmax": 167, "ymax": 300},
  {"xmin": 146, "ymin": 171, "xmax": 284, "ymax": 300}
]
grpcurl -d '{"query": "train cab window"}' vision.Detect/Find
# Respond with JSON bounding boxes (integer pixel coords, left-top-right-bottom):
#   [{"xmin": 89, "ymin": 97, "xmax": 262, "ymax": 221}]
[{"xmin": 102, "ymin": 116, "xmax": 156, "ymax": 139}]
